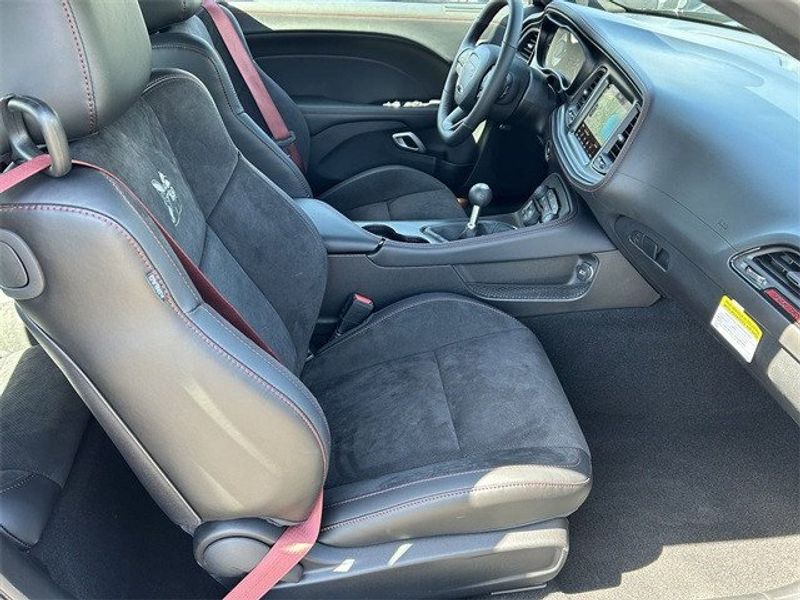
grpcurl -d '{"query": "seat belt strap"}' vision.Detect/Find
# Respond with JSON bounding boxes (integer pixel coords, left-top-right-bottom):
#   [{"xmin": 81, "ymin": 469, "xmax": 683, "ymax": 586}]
[
  {"xmin": 1, "ymin": 156, "xmax": 283, "ymax": 365},
  {"xmin": 73, "ymin": 160, "xmax": 285, "ymax": 365},
  {"xmin": 0, "ymin": 153, "xmax": 52, "ymax": 193},
  {"xmin": 2, "ymin": 156, "xmax": 325, "ymax": 598},
  {"xmin": 224, "ymin": 492, "xmax": 323, "ymax": 600},
  {"xmin": 75, "ymin": 161, "xmax": 324, "ymax": 596},
  {"xmin": 202, "ymin": 0, "xmax": 305, "ymax": 172}
]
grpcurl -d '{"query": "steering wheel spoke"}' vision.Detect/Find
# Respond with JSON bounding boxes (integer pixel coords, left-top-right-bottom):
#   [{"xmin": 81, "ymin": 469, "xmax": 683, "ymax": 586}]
[
  {"xmin": 443, "ymin": 106, "xmax": 467, "ymax": 131},
  {"xmin": 437, "ymin": 0, "xmax": 523, "ymax": 146}
]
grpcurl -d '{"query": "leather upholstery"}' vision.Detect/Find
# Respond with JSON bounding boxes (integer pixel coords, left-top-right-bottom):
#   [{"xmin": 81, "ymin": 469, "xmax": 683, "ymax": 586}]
[
  {"xmin": 148, "ymin": 16, "xmax": 314, "ymax": 198},
  {"xmin": 139, "ymin": 0, "xmax": 202, "ymax": 32},
  {"xmin": 0, "ymin": 0, "xmax": 150, "ymax": 141},
  {"xmin": 140, "ymin": 0, "xmax": 465, "ymax": 219},
  {"xmin": 0, "ymin": 536, "xmax": 71, "ymax": 599},
  {"xmin": 0, "ymin": 1, "xmax": 591, "ymax": 585},
  {"xmin": 2, "ymin": 70, "xmax": 331, "ymax": 531}
]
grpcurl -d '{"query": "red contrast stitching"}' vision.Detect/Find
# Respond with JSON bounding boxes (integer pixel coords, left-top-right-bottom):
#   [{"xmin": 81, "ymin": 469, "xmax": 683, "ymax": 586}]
[
  {"xmin": 59, "ymin": 0, "xmax": 96, "ymax": 132},
  {"xmin": 0, "ymin": 203, "xmax": 328, "ymax": 476}
]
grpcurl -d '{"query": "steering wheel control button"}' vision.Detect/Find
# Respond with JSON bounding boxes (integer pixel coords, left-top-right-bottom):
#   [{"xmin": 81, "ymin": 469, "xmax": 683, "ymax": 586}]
[{"xmin": 438, "ymin": 0, "xmax": 523, "ymax": 146}]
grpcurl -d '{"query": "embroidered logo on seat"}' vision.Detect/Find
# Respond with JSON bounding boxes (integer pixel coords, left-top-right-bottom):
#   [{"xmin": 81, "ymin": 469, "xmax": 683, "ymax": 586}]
[{"xmin": 151, "ymin": 172, "xmax": 182, "ymax": 225}]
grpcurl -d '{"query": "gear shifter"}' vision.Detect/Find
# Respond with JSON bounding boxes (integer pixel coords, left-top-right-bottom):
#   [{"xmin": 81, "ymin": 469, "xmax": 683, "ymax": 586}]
[{"xmin": 462, "ymin": 183, "xmax": 492, "ymax": 239}]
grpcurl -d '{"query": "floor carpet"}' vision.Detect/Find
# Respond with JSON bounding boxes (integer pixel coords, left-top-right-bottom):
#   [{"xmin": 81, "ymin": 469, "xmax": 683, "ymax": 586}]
[
  {"xmin": 514, "ymin": 300, "xmax": 800, "ymax": 600},
  {"xmin": 31, "ymin": 422, "xmax": 224, "ymax": 599}
]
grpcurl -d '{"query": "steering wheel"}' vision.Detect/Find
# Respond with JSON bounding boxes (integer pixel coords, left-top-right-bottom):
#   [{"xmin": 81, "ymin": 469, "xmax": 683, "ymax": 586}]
[{"xmin": 437, "ymin": 0, "xmax": 524, "ymax": 146}]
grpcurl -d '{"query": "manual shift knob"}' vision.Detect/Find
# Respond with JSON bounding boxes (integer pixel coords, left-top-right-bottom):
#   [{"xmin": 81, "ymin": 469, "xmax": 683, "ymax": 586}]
[
  {"xmin": 464, "ymin": 183, "xmax": 492, "ymax": 237},
  {"xmin": 469, "ymin": 183, "xmax": 493, "ymax": 208}
]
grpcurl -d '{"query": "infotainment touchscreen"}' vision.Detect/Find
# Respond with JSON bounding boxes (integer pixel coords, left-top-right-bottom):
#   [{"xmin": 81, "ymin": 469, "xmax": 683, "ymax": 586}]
[{"xmin": 576, "ymin": 84, "xmax": 633, "ymax": 158}]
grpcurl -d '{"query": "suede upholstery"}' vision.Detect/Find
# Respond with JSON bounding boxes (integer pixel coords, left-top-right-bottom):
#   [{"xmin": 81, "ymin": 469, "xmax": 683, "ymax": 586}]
[
  {"xmin": 198, "ymin": 6, "xmax": 313, "ymax": 169},
  {"xmin": 70, "ymin": 71, "xmax": 327, "ymax": 374},
  {"xmin": 140, "ymin": 1, "xmax": 466, "ymax": 219},
  {"xmin": 4, "ymin": 69, "xmax": 330, "ymax": 528},
  {"xmin": 304, "ymin": 294, "xmax": 591, "ymax": 546},
  {"xmin": 319, "ymin": 166, "xmax": 466, "ymax": 221},
  {"xmin": 149, "ymin": 15, "xmax": 314, "ymax": 199}
]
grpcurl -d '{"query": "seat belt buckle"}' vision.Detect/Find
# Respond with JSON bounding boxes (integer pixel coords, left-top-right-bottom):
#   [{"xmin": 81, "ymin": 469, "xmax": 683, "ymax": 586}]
[{"xmin": 333, "ymin": 293, "xmax": 374, "ymax": 338}]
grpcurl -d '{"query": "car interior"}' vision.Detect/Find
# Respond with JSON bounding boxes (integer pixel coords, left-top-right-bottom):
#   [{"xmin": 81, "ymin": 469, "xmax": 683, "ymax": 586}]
[{"xmin": 0, "ymin": 0, "xmax": 798, "ymax": 599}]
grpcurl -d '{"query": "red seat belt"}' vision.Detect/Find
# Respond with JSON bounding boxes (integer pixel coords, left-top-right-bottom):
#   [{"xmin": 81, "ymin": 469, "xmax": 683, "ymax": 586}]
[
  {"xmin": 1, "ymin": 156, "xmax": 324, "ymax": 598},
  {"xmin": 202, "ymin": 0, "xmax": 305, "ymax": 172},
  {"xmin": 225, "ymin": 493, "xmax": 323, "ymax": 600},
  {"xmin": 71, "ymin": 160, "xmax": 285, "ymax": 365},
  {"xmin": 0, "ymin": 153, "xmax": 52, "ymax": 193},
  {"xmin": 2, "ymin": 156, "xmax": 283, "ymax": 363}
]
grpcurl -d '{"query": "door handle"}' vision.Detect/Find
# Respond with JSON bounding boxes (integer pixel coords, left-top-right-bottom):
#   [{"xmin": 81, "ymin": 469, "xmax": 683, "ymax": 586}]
[{"xmin": 392, "ymin": 131, "xmax": 426, "ymax": 154}]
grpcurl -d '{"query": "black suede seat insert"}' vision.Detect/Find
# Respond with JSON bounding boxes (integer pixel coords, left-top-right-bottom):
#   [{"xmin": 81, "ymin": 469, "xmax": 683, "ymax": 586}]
[
  {"xmin": 70, "ymin": 72, "xmax": 328, "ymax": 375},
  {"xmin": 303, "ymin": 294, "xmax": 591, "ymax": 545}
]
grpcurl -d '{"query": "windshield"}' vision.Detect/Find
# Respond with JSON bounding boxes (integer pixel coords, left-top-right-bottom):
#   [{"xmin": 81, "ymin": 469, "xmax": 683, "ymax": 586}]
[{"xmin": 570, "ymin": 0, "xmax": 749, "ymax": 31}]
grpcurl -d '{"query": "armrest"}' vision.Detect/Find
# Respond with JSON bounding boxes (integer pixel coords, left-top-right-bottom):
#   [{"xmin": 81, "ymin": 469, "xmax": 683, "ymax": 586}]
[{"xmin": 295, "ymin": 199, "xmax": 381, "ymax": 254}]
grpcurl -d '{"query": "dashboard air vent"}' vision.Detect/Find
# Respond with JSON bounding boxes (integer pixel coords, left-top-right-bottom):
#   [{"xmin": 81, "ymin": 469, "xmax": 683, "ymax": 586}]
[
  {"xmin": 733, "ymin": 247, "xmax": 800, "ymax": 323},
  {"xmin": 518, "ymin": 24, "xmax": 540, "ymax": 62},
  {"xmin": 754, "ymin": 250, "xmax": 800, "ymax": 298},
  {"xmin": 574, "ymin": 68, "xmax": 606, "ymax": 113},
  {"xmin": 607, "ymin": 111, "xmax": 639, "ymax": 161}
]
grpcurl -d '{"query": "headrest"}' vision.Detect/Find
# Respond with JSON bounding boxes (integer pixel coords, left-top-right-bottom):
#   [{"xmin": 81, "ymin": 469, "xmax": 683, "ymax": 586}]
[
  {"xmin": 0, "ymin": 0, "xmax": 151, "ymax": 142},
  {"xmin": 139, "ymin": 0, "xmax": 204, "ymax": 33}
]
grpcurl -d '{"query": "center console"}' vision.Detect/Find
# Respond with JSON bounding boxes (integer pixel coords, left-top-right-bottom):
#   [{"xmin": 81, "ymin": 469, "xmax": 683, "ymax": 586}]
[
  {"xmin": 352, "ymin": 173, "xmax": 574, "ymax": 246},
  {"xmin": 295, "ymin": 174, "xmax": 658, "ymax": 344}
]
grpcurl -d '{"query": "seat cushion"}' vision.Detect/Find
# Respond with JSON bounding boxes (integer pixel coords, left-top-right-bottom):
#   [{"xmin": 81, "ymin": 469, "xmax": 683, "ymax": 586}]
[
  {"xmin": 0, "ymin": 346, "xmax": 90, "ymax": 547},
  {"xmin": 302, "ymin": 294, "xmax": 591, "ymax": 547},
  {"xmin": 319, "ymin": 166, "xmax": 466, "ymax": 221}
]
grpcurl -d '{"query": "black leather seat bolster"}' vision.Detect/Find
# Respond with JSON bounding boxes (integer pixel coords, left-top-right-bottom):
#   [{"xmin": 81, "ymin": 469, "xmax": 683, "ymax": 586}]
[
  {"xmin": 0, "ymin": 536, "xmax": 72, "ymax": 599},
  {"xmin": 0, "ymin": 346, "xmax": 90, "ymax": 548},
  {"xmin": 319, "ymin": 448, "xmax": 591, "ymax": 547}
]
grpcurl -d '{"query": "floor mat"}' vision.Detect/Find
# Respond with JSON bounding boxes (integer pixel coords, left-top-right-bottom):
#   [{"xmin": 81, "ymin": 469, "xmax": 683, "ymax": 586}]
[
  {"xmin": 31, "ymin": 422, "xmax": 223, "ymax": 600},
  {"xmin": 516, "ymin": 300, "xmax": 800, "ymax": 600}
]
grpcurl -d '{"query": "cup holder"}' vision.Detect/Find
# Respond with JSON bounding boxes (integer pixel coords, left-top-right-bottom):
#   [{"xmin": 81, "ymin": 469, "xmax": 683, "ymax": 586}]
[{"xmin": 362, "ymin": 224, "xmax": 428, "ymax": 244}]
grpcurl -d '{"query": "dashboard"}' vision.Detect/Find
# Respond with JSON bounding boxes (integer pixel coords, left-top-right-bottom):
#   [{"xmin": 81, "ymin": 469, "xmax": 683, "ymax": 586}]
[
  {"xmin": 519, "ymin": 2, "xmax": 800, "ymax": 424},
  {"xmin": 527, "ymin": 15, "xmax": 644, "ymax": 182}
]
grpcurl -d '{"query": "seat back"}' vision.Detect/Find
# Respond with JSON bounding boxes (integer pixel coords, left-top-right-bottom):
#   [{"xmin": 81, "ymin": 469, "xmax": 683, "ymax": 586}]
[
  {"xmin": 139, "ymin": 0, "xmax": 314, "ymax": 198},
  {"xmin": 0, "ymin": 0, "xmax": 329, "ymax": 534}
]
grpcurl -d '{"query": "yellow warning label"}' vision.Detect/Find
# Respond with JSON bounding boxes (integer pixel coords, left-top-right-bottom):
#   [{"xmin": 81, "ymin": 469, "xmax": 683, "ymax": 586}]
[{"xmin": 710, "ymin": 296, "xmax": 762, "ymax": 363}]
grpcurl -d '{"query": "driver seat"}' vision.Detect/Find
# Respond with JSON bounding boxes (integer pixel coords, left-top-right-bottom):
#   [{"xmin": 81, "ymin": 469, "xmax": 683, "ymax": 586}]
[{"xmin": 138, "ymin": 0, "xmax": 466, "ymax": 221}]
